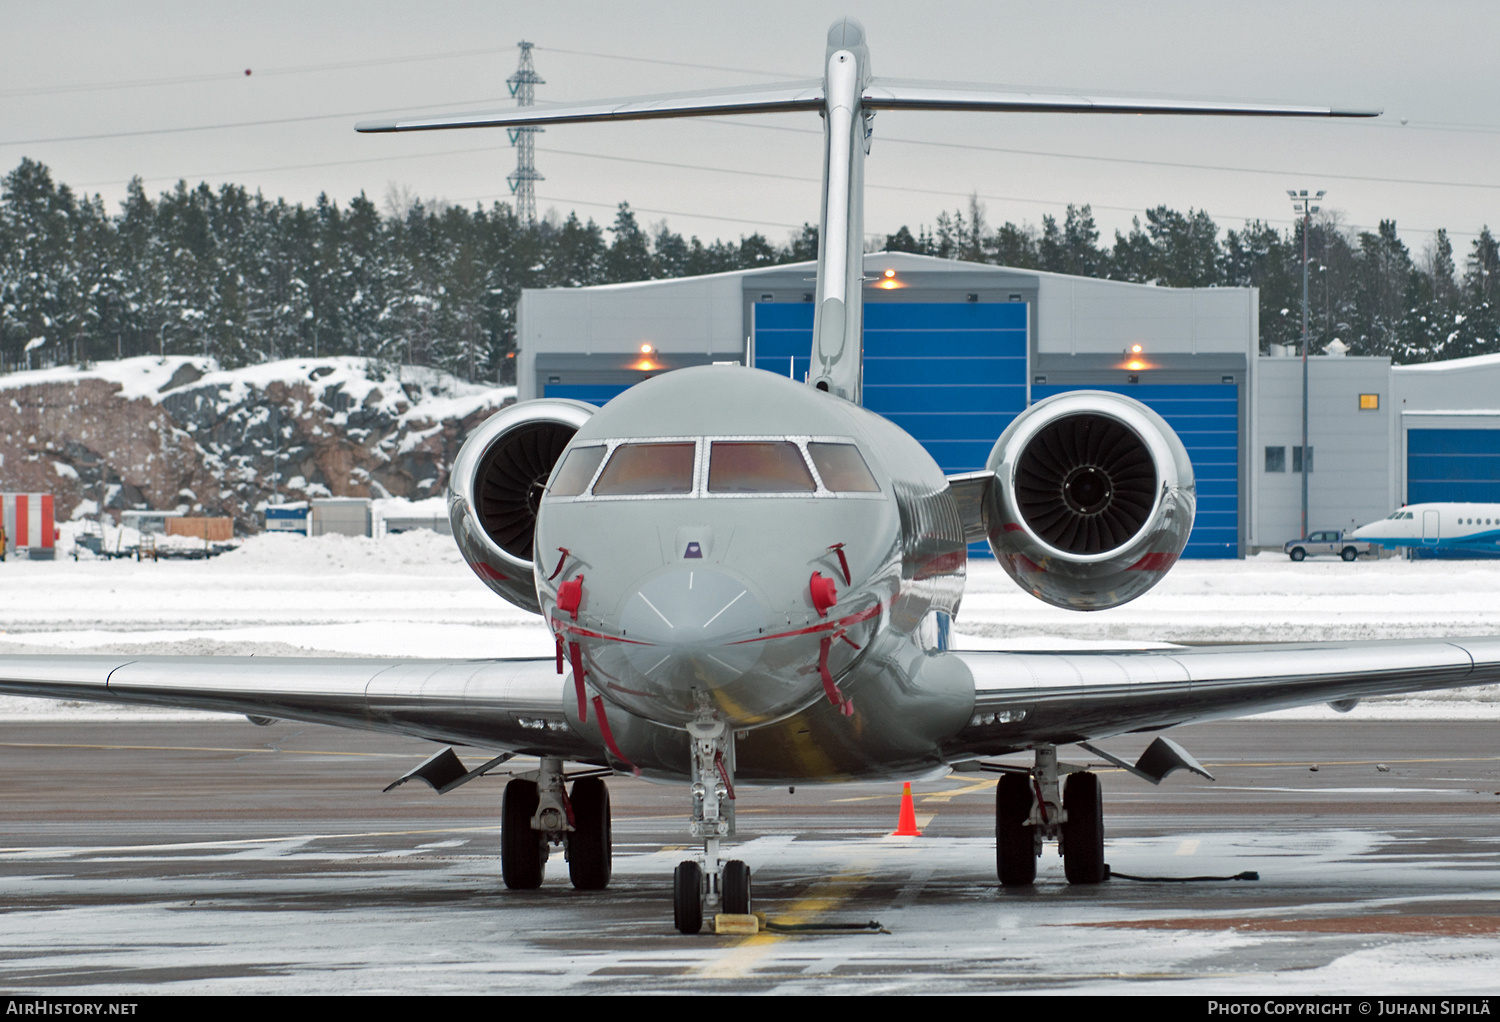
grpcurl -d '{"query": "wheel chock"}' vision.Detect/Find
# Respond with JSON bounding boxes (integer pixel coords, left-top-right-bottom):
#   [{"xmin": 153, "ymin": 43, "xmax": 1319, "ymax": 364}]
[{"xmin": 713, "ymin": 913, "xmax": 760, "ymax": 935}]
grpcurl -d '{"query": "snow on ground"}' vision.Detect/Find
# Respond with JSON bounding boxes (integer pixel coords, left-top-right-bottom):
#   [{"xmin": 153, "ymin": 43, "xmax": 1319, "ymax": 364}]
[
  {"xmin": 1, "ymin": 536, "xmax": 1498, "ymax": 720},
  {"xmin": 0, "ymin": 355, "xmax": 514, "ymax": 419}
]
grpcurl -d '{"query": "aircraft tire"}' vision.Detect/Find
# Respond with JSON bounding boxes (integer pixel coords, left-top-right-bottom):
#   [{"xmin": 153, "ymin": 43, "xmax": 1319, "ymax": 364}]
[
  {"xmin": 1062, "ymin": 771, "xmax": 1107, "ymax": 884},
  {"xmin": 1289, "ymin": 547, "xmax": 1306, "ymax": 561},
  {"xmin": 673, "ymin": 860, "xmax": 703, "ymax": 934},
  {"xmin": 567, "ymin": 777, "xmax": 612, "ymax": 891},
  {"xmin": 996, "ymin": 772, "xmax": 1036, "ymax": 887},
  {"xmin": 1341, "ymin": 547, "xmax": 1358, "ymax": 561},
  {"xmin": 501, "ymin": 778, "xmax": 545, "ymax": 890},
  {"xmin": 722, "ymin": 859, "xmax": 751, "ymax": 915}
]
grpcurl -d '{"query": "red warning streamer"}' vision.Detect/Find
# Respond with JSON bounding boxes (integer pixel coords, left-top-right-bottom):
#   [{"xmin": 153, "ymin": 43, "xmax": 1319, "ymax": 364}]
[
  {"xmin": 568, "ymin": 640, "xmax": 588, "ymax": 722},
  {"xmin": 828, "ymin": 542, "xmax": 851, "ymax": 585},
  {"xmin": 818, "ymin": 636, "xmax": 854, "ymax": 717},
  {"xmin": 592, "ymin": 695, "xmax": 639, "ymax": 776}
]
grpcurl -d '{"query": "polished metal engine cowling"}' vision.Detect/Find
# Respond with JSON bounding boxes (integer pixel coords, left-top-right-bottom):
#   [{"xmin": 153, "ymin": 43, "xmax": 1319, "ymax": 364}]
[
  {"xmin": 983, "ymin": 390, "xmax": 1195, "ymax": 610},
  {"xmin": 448, "ymin": 398, "xmax": 597, "ymax": 614}
]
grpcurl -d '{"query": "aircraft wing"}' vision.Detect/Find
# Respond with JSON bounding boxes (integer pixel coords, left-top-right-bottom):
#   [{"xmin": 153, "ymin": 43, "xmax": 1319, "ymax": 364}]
[
  {"xmin": 355, "ymin": 80, "xmax": 825, "ymax": 133},
  {"xmin": 0, "ymin": 654, "xmax": 602, "ymax": 762},
  {"xmin": 947, "ymin": 637, "xmax": 1500, "ymax": 756},
  {"xmin": 863, "ymin": 77, "xmax": 1381, "ymax": 118}
]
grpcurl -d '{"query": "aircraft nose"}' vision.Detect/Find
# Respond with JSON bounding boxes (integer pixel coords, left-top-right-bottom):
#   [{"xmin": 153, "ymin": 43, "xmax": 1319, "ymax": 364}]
[{"xmin": 620, "ymin": 567, "xmax": 764, "ymax": 647}]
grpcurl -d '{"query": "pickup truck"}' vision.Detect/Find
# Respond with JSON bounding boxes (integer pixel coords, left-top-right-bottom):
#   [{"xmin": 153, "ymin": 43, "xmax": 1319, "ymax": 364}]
[{"xmin": 1284, "ymin": 530, "xmax": 1375, "ymax": 562}]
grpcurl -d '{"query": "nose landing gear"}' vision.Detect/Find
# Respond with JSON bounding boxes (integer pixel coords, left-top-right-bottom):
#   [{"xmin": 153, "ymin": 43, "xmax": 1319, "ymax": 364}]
[
  {"xmin": 672, "ymin": 717, "xmax": 751, "ymax": 933},
  {"xmin": 995, "ymin": 745, "xmax": 1107, "ymax": 887},
  {"xmin": 500, "ymin": 756, "xmax": 613, "ymax": 891}
]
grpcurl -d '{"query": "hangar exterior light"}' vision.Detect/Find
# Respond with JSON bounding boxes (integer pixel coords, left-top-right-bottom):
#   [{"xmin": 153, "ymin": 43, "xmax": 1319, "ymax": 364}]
[
  {"xmin": 875, "ymin": 268, "xmax": 903, "ymax": 290},
  {"xmin": 631, "ymin": 343, "xmax": 658, "ymax": 371}
]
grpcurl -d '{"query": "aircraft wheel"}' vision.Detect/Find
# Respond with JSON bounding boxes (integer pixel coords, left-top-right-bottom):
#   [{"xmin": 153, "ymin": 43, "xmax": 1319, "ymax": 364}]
[
  {"xmin": 1289, "ymin": 547, "xmax": 1306, "ymax": 561},
  {"xmin": 1062, "ymin": 771, "xmax": 1107, "ymax": 884},
  {"xmin": 501, "ymin": 778, "xmax": 545, "ymax": 890},
  {"xmin": 1341, "ymin": 547, "xmax": 1358, "ymax": 562},
  {"xmin": 996, "ymin": 772, "xmax": 1036, "ymax": 887},
  {"xmin": 673, "ymin": 860, "xmax": 704, "ymax": 934},
  {"xmin": 722, "ymin": 859, "xmax": 751, "ymax": 915},
  {"xmin": 568, "ymin": 777, "xmax": 612, "ymax": 891}
]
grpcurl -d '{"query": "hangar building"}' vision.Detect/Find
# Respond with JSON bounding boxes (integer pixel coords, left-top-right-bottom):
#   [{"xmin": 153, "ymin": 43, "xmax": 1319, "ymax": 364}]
[{"xmin": 517, "ymin": 252, "xmax": 1500, "ymax": 558}]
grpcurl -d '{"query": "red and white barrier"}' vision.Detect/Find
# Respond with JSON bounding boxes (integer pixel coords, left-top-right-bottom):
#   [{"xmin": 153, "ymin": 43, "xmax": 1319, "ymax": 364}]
[{"xmin": 1, "ymin": 492, "xmax": 56, "ymax": 558}]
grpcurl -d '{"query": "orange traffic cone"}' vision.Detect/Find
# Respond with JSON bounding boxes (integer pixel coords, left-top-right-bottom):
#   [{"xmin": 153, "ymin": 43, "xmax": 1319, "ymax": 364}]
[{"xmin": 892, "ymin": 781, "xmax": 922, "ymax": 836}]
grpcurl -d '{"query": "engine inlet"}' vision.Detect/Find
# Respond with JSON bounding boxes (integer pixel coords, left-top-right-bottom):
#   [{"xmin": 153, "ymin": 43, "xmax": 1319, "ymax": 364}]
[
  {"xmin": 1015, "ymin": 413, "xmax": 1157, "ymax": 554},
  {"xmin": 476, "ymin": 421, "xmax": 577, "ymax": 558}
]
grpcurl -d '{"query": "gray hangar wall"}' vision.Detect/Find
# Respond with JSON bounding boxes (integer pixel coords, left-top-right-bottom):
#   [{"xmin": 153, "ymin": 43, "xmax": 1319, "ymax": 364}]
[
  {"xmin": 517, "ymin": 252, "xmax": 1257, "ymax": 559},
  {"xmin": 1248, "ymin": 351, "xmax": 1500, "ymax": 549}
]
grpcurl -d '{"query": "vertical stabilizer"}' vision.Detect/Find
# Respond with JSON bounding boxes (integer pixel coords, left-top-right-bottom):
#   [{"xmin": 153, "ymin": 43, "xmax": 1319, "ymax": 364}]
[{"xmin": 808, "ymin": 18, "xmax": 871, "ymax": 405}]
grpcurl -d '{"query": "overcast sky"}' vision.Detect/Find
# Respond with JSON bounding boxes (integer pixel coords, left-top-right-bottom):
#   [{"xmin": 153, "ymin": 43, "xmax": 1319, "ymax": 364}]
[{"xmin": 4, "ymin": 1, "xmax": 1498, "ymax": 259}]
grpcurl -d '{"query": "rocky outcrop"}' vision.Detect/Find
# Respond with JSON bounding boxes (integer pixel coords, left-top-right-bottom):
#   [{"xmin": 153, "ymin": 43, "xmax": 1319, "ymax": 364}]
[{"xmin": 0, "ymin": 359, "xmax": 514, "ymax": 533}]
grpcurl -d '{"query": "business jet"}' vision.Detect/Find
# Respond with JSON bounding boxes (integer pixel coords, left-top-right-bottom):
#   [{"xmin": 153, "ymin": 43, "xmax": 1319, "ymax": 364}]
[
  {"xmin": 1353, "ymin": 503, "xmax": 1500, "ymax": 555},
  {"xmin": 6, "ymin": 19, "xmax": 1486, "ymax": 937}
]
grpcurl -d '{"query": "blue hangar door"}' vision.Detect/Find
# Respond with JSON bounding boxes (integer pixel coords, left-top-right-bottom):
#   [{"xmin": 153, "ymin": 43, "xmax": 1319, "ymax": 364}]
[
  {"xmin": 754, "ymin": 302, "xmax": 1030, "ymax": 473},
  {"xmin": 757, "ymin": 303, "xmax": 1239, "ymax": 558},
  {"xmin": 756, "ymin": 301, "xmax": 1030, "ymax": 557},
  {"xmin": 1407, "ymin": 429, "xmax": 1500, "ymax": 503}
]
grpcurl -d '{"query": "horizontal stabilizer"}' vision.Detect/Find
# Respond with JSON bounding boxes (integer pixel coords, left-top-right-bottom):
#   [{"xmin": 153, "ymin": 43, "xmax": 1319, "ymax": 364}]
[
  {"xmin": 383, "ymin": 747, "xmax": 514, "ymax": 795},
  {"xmin": 357, "ymin": 80, "xmax": 824, "ymax": 133},
  {"xmin": 862, "ymin": 78, "xmax": 1380, "ymax": 118}
]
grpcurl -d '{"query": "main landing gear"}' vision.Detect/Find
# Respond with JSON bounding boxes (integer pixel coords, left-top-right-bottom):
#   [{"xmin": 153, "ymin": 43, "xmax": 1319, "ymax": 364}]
[
  {"xmin": 501, "ymin": 756, "xmax": 613, "ymax": 891},
  {"xmin": 996, "ymin": 745, "xmax": 1107, "ymax": 887},
  {"xmin": 673, "ymin": 716, "xmax": 751, "ymax": 934}
]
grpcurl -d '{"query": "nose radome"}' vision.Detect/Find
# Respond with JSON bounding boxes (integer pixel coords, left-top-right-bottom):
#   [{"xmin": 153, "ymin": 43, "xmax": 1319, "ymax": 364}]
[{"xmin": 618, "ymin": 568, "xmax": 764, "ymax": 647}]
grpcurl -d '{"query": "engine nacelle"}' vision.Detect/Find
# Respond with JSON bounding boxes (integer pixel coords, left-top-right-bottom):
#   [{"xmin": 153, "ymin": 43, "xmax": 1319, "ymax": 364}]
[
  {"xmin": 983, "ymin": 390, "xmax": 1195, "ymax": 610},
  {"xmin": 448, "ymin": 398, "xmax": 597, "ymax": 614}
]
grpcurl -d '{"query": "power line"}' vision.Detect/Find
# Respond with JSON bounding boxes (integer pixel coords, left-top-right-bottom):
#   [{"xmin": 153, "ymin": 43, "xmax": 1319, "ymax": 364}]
[
  {"xmin": 64, "ymin": 136, "xmax": 1484, "ymax": 241},
  {"xmin": 0, "ymin": 46, "xmax": 518, "ymax": 101},
  {"xmin": 534, "ymin": 45, "xmax": 805, "ymax": 81},
  {"xmin": 0, "ymin": 96, "xmax": 512, "ymax": 148},
  {"xmin": 700, "ymin": 118, "xmax": 1500, "ymax": 193}
]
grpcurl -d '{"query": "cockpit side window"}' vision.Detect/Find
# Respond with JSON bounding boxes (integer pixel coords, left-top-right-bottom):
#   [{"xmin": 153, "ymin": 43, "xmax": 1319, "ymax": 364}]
[
  {"xmin": 592, "ymin": 442, "xmax": 696, "ymax": 495},
  {"xmin": 808, "ymin": 442, "xmax": 880, "ymax": 493},
  {"xmin": 549, "ymin": 445, "xmax": 607, "ymax": 496},
  {"xmin": 708, "ymin": 441, "xmax": 816, "ymax": 493}
]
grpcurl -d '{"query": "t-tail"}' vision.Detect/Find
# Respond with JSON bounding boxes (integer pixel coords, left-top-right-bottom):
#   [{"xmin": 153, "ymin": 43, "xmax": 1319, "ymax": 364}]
[{"xmin": 357, "ymin": 18, "xmax": 1378, "ymax": 408}]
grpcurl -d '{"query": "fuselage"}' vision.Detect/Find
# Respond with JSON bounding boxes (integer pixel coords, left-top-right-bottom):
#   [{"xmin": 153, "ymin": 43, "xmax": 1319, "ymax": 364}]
[
  {"xmin": 533, "ymin": 365, "xmax": 966, "ymax": 732},
  {"xmin": 1352, "ymin": 503, "xmax": 1500, "ymax": 551}
]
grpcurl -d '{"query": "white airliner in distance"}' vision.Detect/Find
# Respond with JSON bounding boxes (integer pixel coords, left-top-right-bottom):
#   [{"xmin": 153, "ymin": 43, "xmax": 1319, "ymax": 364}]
[
  {"xmin": 7, "ymin": 19, "xmax": 1491, "ymax": 937},
  {"xmin": 1353, "ymin": 503, "xmax": 1500, "ymax": 555}
]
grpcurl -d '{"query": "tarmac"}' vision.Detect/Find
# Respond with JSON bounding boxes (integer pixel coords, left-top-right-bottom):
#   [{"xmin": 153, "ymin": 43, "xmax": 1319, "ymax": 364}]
[{"xmin": 2, "ymin": 718, "xmax": 1498, "ymax": 994}]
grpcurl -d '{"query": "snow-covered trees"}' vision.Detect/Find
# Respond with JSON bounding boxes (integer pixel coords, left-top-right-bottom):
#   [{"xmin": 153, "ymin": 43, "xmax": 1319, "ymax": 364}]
[{"xmin": 6, "ymin": 157, "xmax": 1500, "ymax": 370}]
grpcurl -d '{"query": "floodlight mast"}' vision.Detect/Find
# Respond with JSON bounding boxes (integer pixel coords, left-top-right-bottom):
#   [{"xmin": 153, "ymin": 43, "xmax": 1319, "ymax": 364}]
[{"xmin": 1288, "ymin": 188, "xmax": 1325, "ymax": 541}]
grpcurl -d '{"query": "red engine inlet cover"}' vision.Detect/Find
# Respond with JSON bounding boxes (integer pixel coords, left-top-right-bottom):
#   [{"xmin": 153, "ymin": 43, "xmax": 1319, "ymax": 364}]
[{"xmin": 809, "ymin": 571, "xmax": 838, "ymax": 617}]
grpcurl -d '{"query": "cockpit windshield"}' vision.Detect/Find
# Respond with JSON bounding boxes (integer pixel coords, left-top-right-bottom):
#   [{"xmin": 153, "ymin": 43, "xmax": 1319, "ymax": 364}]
[
  {"xmin": 546, "ymin": 436, "xmax": 884, "ymax": 500},
  {"xmin": 708, "ymin": 442, "xmax": 816, "ymax": 493},
  {"xmin": 808, "ymin": 442, "xmax": 880, "ymax": 493},
  {"xmin": 592, "ymin": 442, "xmax": 696, "ymax": 495},
  {"xmin": 549, "ymin": 445, "xmax": 607, "ymax": 496}
]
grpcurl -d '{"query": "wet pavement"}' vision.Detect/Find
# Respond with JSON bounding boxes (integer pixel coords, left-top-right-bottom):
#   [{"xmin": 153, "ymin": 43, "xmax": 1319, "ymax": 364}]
[{"xmin": 2, "ymin": 719, "xmax": 1498, "ymax": 993}]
